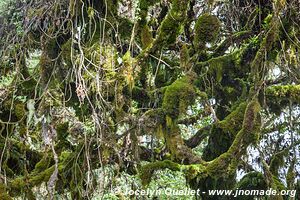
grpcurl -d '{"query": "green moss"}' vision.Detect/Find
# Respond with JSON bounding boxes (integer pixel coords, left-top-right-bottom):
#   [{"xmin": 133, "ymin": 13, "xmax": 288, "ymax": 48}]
[
  {"xmin": 272, "ymin": 175, "xmax": 286, "ymax": 191},
  {"xmin": 269, "ymin": 150, "xmax": 287, "ymax": 176},
  {"xmin": 9, "ymin": 177, "xmax": 26, "ymax": 195},
  {"xmin": 236, "ymin": 171, "xmax": 267, "ymax": 190},
  {"xmin": 162, "ymin": 74, "xmax": 196, "ymax": 119},
  {"xmin": 0, "ymin": 184, "xmax": 13, "ymax": 200},
  {"xmin": 153, "ymin": 0, "xmax": 189, "ymax": 48},
  {"xmin": 185, "ymin": 164, "xmax": 207, "ymax": 180},
  {"xmin": 32, "ymin": 154, "xmax": 51, "ymax": 174},
  {"xmin": 61, "ymin": 39, "xmax": 72, "ymax": 67},
  {"xmin": 9, "ymin": 166, "xmax": 55, "ymax": 195},
  {"xmin": 206, "ymin": 152, "xmax": 232, "ymax": 178},
  {"xmin": 29, "ymin": 166, "xmax": 55, "ymax": 186},
  {"xmin": 141, "ymin": 25, "xmax": 153, "ymax": 48},
  {"xmin": 195, "ymin": 51, "xmax": 243, "ymax": 86},
  {"xmin": 14, "ymin": 102, "xmax": 25, "ymax": 120},
  {"xmin": 217, "ymin": 102, "xmax": 247, "ymax": 134},
  {"xmin": 235, "ymin": 172, "xmax": 267, "ymax": 200},
  {"xmin": 251, "ymin": 16, "xmax": 279, "ymax": 82},
  {"xmin": 194, "ymin": 13, "xmax": 220, "ymax": 49},
  {"xmin": 203, "ymin": 102, "xmax": 247, "ymax": 161},
  {"xmin": 266, "ymin": 85, "xmax": 300, "ymax": 103},
  {"xmin": 241, "ymin": 99, "xmax": 261, "ymax": 135},
  {"xmin": 139, "ymin": 160, "xmax": 181, "ymax": 186},
  {"xmin": 206, "ymin": 99, "xmax": 261, "ymax": 178},
  {"xmin": 180, "ymin": 44, "xmax": 190, "ymax": 71}
]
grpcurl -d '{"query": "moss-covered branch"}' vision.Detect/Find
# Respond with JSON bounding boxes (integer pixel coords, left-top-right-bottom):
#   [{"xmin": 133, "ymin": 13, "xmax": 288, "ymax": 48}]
[
  {"xmin": 140, "ymin": 98, "xmax": 261, "ymax": 185},
  {"xmin": 137, "ymin": 0, "xmax": 190, "ymax": 62},
  {"xmin": 266, "ymin": 85, "xmax": 300, "ymax": 103}
]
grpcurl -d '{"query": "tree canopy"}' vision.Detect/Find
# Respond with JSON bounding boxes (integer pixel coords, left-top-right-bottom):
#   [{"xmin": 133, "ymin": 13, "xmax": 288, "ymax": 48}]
[{"xmin": 0, "ymin": 0, "xmax": 299, "ymax": 199}]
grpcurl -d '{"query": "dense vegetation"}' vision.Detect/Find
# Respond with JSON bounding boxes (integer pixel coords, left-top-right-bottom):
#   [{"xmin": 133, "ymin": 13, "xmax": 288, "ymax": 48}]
[{"xmin": 0, "ymin": 0, "xmax": 299, "ymax": 199}]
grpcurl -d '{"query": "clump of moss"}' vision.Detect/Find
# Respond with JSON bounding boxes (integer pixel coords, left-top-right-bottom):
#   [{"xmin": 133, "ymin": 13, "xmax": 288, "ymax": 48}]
[
  {"xmin": 194, "ymin": 13, "xmax": 221, "ymax": 49},
  {"xmin": 180, "ymin": 44, "xmax": 190, "ymax": 71},
  {"xmin": 141, "ymin": 25, "xmax": 153, "ymax": 48},
  {"xmin": 205, "ymin": 99, "xmax": 261, "ymax": 179},
  {"xmin": 162, "ymin": 74, "xmax": 196, "ymax": 119},
  {"xmin": 32, "ymin": 154, "xmax": 52, "ymax": 174},
  {"xmin": 12, "ymin": 103, "xmax": 25, "ymax": 121},
  {"xmin": 272, "ymin": 175, "xmax": 286, "ymax": 191}
]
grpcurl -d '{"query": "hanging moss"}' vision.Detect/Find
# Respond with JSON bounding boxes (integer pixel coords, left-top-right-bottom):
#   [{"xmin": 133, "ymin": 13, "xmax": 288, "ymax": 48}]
[{"xmin": 194, "ymin": 13, "xmax": 221, "ymax": 50}]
